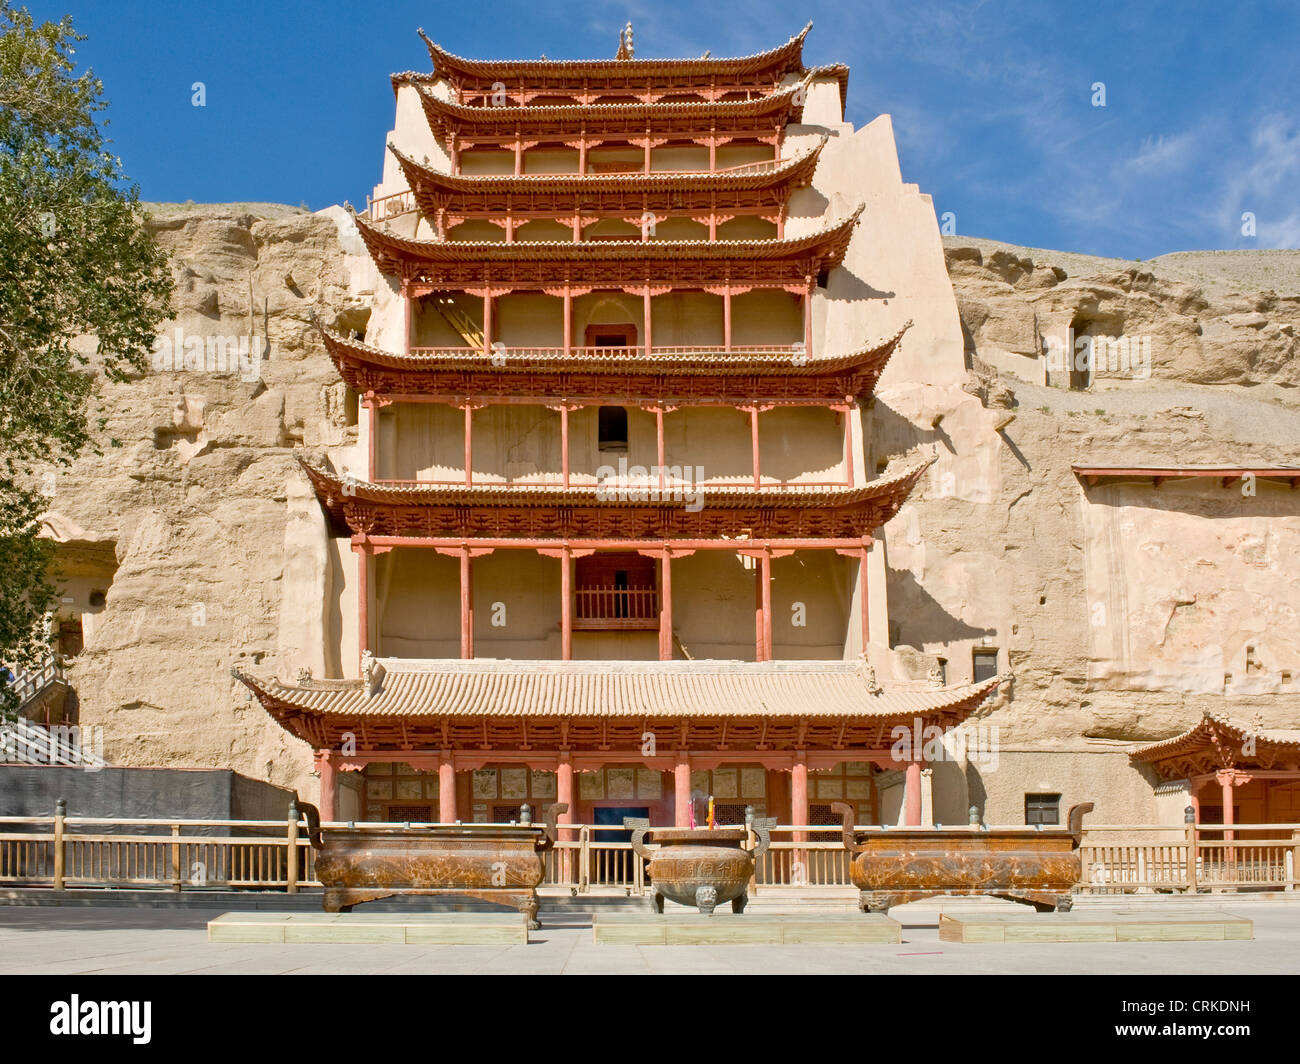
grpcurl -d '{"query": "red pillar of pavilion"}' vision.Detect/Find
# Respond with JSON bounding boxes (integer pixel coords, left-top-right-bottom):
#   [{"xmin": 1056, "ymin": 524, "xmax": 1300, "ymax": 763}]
[
  {"xmin": 557, "ymin": 756, "xmax": 575, "ymax": 882},
  {"xmin": 904, "ymin": 759, "xmax": 923, "ymax": 826},
  {"xmin": 674, "ymin": 755, "xmax": 692, "ymax": 827},
  {"xmin": 315, "ymin": 750, "xmax": 338, "ymax": 822},
  {"xmin": 438, "ymin": 752, "xmax": 457, "ymax": 823}
]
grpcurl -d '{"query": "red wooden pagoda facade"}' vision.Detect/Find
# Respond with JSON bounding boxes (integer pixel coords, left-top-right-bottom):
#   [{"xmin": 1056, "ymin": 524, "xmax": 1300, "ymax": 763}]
[{"xmin": 238, "ymin": 24, "xmax": 1003, "ymax": 830}]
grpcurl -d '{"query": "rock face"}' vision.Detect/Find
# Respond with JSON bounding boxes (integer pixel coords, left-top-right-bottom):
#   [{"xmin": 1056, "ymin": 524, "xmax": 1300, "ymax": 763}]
[
  {"xmin": 45, "ymin": 204, "xmax": 373, "ymax": 796},
  {"xmin": 42, "ymin": 205, "xmax": 1300, "ymax": 816}
]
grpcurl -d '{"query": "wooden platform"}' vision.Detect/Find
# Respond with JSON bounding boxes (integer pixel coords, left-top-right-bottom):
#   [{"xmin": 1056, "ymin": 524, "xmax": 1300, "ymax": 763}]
[
  {"xmin": 938, "ymin": 910, "xmax": 1254, "ymax": 944},
  {"xmin": 592, "ymin": 912, "xmax": 901, "ymax": 945},
  {"xmin": 207, "ymin": 912, "xmax": 529, "ymax": 945}
]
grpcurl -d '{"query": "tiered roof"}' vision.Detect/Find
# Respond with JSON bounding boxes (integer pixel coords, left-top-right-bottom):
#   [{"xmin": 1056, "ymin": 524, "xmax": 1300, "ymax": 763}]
[
  {"xmin": 351, "ymin": 205, "xmax": 862, "ymax": 287},
  {"xmin": 393, "ymin": 24, "xmax": 849, "ymax": 114},
  {"xmin": 320, "ymin": 322, "xmax": 907, "ymax": 404},
  {"xmin": 389, "ymin": 137, "xmax": 827, "ymax": 224},
  {"xmin": 235, "ymin": 659, "xmax": 1004, "ymax": 753},
  {"xmin": 417, "ymin": 78, "xmax": 810, "ymax": 141},
  {"xmin": 299, "ymin": 455, "xmax": 933, "ymax": 541},
  {"xmin": 1130, "ymin": 713, "xmax": 1300, "ymax": 779}
]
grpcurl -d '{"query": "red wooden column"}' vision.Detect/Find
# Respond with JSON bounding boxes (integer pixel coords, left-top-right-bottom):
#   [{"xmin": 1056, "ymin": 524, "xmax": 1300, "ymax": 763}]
[
  {"xmin": 837, "ymin": 403, "xmax": 855, "ymax": 486},
  {"xmin": 643, "ymin": 286, "xmax": 653, "ymax": 355},
  {"xmin": 562, "ymin": 289, "xmax": 572, "ymax": 354},
  {"xmin": 463, "ymin": 403, "xmax": 474, "ymax": 487},
  {"xmin": 439, "ymin": 752, "xmax": 457, "ymax": 823},
  {"xmin": 858, "ymin": 547, "xmax": 870, "ymax": 651},
  {"xmin": 355, "ymin": 539, "xmax": 370, "ymax": 664},
  {"xmin": 363, "ymin": 393, "xmax": 377, "ymax": 481},
  {"xmin": 723, "ymin": 286, "xmax": 733, "ymax": 351},
  {"xmin": 642, "ymin": 133, "xmax": 651, "ymax": 173},
  {"xmin": 513, "ymin": 139, "xmax": 523, "ymax": 176},
  {"xmin": 749, "ymin": 407, "xmax": 761, "ymax": 488},
  {"xmin": 402, "ymin": 281, "xmax": 412, "ymax": 356},
  {"xmin": 747, "ymin": 549, "xmax": 771, "ymax": 662},
  {"xmin": 482, "ymin": 292, "xmax": 493, "ymax": 356},
  {"xmin": 655, "ymin": 407, "xmax": 666, "ymax": 490},
  {"xmin": 561, "ymin": 405, "xmax": 571, "ymax": 488},
  {"xmin": 560, "ymin": 545, "xmax": 573, "ymax": 660},
  {"xmin": 459, "ymin": 547, "xmax": 474, "ymax": 659},
  {"xmin": 675, "ymin": 755, "xmax": 692, "ymax": 827},
  {"xmin": 803, "ymin": 281, "xmax": 814, "ymax": 355},
  {"xmin": 578, "ymin": 139, "xmax": 587, "ymax": 175},
  {"xmin": 708, "ymin": 130, "xmax": 717, "ymax": 172},
  {"xmin": 315, "ymin": 751, "xmax": 338, "ymax": 822},
  {"xmin": 1218, "ymin": 768, "xmax": 1241, "ymax": 873},
  {"xmin": 791, "ymin": 754, "xmax": 809, "ymax": 844},
  {"xmin": 905, "ymin": 759, "xmax": 923, "ymax": 826},
  {"xmin": 658, "ymin": 548, "xmax": 673, "ymax": 660},
  {"xmin": 556, "ymin": 757, "xmax": 575, "ymax": 881}
]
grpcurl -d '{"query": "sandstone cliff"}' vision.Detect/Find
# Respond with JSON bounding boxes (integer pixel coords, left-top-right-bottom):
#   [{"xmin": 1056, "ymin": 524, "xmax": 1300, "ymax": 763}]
[{"xmin": 40, "ymin": 205, "xmax": 1300, "ymax": 796}]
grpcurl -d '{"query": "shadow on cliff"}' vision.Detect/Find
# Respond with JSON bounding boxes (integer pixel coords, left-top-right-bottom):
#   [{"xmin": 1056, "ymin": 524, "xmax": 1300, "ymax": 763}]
[
  {"xmin": 868, "ymin": 399, "xmax": 950, "ymax": 457},
  {"xmin": 885, "ymin": 568, "xmax": 992, "ymax": 647}
]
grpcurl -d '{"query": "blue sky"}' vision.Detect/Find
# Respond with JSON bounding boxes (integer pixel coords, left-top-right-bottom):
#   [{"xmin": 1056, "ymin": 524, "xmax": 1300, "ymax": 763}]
[{"xmin": 29, "ymin": 0, "xmax": 1300, "ymax": 258}]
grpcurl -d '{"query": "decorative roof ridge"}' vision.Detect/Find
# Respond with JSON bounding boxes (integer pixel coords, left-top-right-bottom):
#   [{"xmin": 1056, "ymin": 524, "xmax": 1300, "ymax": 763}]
[
  {"xmin": 386, "ymin": 133, "xmax": 829, "ymax": 189},
  {"xmin": 416, "ymin": 22, "xmax": 813, "ymax": 76},
  {"xmin": 414, "ymin": 72, "xmax": 812, "ymax": 121}
]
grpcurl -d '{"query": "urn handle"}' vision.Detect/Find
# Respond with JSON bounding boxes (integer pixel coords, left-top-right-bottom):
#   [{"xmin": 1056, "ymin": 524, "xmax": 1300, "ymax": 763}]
[
  {"xmin": 540, "ymin": 803, "xmax": 569, "ymax": 852},
  {"xmin": 750, "ymin": 816, "xmax": 778, "ymax": 863},
  {"xmin": 298, "ymin": 801, "xmax": 323, "ymax": 850},
  {"xmin": 829, "ymin": 801, "xmax": 865, "ymax": 853},
  {"xmin": 623, "ymin": 817, "xmax": 654, "ymax": 860},
  {"xmin": 1067, "ymin": 802, "xmax": 1095, "ymax": 847}
]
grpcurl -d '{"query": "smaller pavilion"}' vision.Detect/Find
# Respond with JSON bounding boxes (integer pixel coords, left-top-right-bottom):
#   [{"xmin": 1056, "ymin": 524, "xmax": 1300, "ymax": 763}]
[{"xmin": 1130, "ymin": 713, "xmax": 1300, "ymax": 833}]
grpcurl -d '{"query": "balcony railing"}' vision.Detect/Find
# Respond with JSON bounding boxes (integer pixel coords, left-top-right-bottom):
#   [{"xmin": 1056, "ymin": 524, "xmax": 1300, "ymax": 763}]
[
  {"xmin": 573, "ymin": 586, "xmax": 659, "ymax": 630},
  {"xmin": 407, "ymin": 343, "xmax": 806, "ymax": 360},
  {"xmin": 365, "ymin": 189, "xmax": 418, "ymax": 223}
]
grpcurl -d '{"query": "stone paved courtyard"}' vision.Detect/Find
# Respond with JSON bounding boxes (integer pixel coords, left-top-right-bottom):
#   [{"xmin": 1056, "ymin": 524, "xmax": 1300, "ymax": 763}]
[{"xmin": 2, "ymin": 901, "xmax": 1298, "ymax": 975}]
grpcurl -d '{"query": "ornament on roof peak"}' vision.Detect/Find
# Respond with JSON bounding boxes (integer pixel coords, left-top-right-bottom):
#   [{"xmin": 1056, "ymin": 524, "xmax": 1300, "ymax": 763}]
[{"xmin": 615, "ymin": 21, "xmax": 634, "ymax": 60}]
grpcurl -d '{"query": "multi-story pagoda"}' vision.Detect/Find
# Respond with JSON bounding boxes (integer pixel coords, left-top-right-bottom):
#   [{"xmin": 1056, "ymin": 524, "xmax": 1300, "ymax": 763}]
[{"xmin": 238, "ymin": 23, "xmax": 1004, "ymax": 831}]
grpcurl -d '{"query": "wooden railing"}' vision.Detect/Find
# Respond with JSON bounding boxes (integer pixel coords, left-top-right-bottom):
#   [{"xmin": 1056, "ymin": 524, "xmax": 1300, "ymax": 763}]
[
  {"xmin": 406, "ymin": 344, "xmax": 806, "ymax": 360},
  {"xmin": 3, "ymin": 812, "xmax": 1297, "ymax": 896},
  {"xmin": 574, "ymin": 586, "xmax": 658, "ymax": 629},
  {"xmin": 365, "ymin": 189, "xmax": 417, "ymax": 223}
]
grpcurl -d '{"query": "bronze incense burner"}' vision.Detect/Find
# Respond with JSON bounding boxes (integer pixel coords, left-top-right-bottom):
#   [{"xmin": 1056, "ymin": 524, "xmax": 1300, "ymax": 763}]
[
  {"xmin": 299, "ymin": 802, "xmax": 566, "ymax": 928},
  {"xmin": 625, "ymin": 817, "xmax": 776, "ymax": 915},
  {"xmin": 831, "ymin": 801, "xmax": 1093, "ymax": 913}
]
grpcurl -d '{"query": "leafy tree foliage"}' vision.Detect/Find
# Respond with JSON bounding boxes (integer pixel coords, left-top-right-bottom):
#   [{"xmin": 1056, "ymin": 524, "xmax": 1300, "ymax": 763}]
[{"xmin": 0, "ymin": 5, "xmax": 173, "ymax": 715}]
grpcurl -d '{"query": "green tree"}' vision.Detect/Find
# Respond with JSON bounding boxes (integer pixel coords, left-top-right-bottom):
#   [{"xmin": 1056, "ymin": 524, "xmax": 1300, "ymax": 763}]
[{"xmin": 0, "ymin": 5, "xmax": 173, "ymax": 717}]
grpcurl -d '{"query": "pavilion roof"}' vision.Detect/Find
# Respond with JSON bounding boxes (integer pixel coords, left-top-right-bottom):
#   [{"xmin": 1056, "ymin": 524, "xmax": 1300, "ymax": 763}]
[
  {"xmin": 416, "ymin": 77, "xmax": 811, "ymax": 138},
  {"xmin": 388, "ymin": 136, "xmax": 827, "ymax": 199},
  {"xmin": 1129, "ymin": 713, "xmax": 1300, "ymax": 780},
  {"xmin": 416, "ymin": 23, "xmax": 814, "ymax": 84},
  {"xmin": 349, "ymin": 205, "xmax": 862, "ymax": 282},
  {"xmin": 234, "ymin": 658, "xmax": 1005, "ymax": 753},
  {"xmin": 319, "ymin": 321, "xmax": 906, "ymax": 401},
  {"xmin": 297, "ymin": 454, "xmax": 932, "ymax": 541}
]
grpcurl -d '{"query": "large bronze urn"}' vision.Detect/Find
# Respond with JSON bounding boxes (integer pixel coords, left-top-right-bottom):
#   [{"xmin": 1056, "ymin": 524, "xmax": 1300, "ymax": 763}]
[
  {"xmin": 300, "ymin": 802, "xmax": 566, "ymax": 928},
  {"xmin": 830, "ymin": 801, "xmax": 1093, "ymax": 913},
  {"xmin": 625, "ymin": 817, "xmax": 776, "ymax": 915}
]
